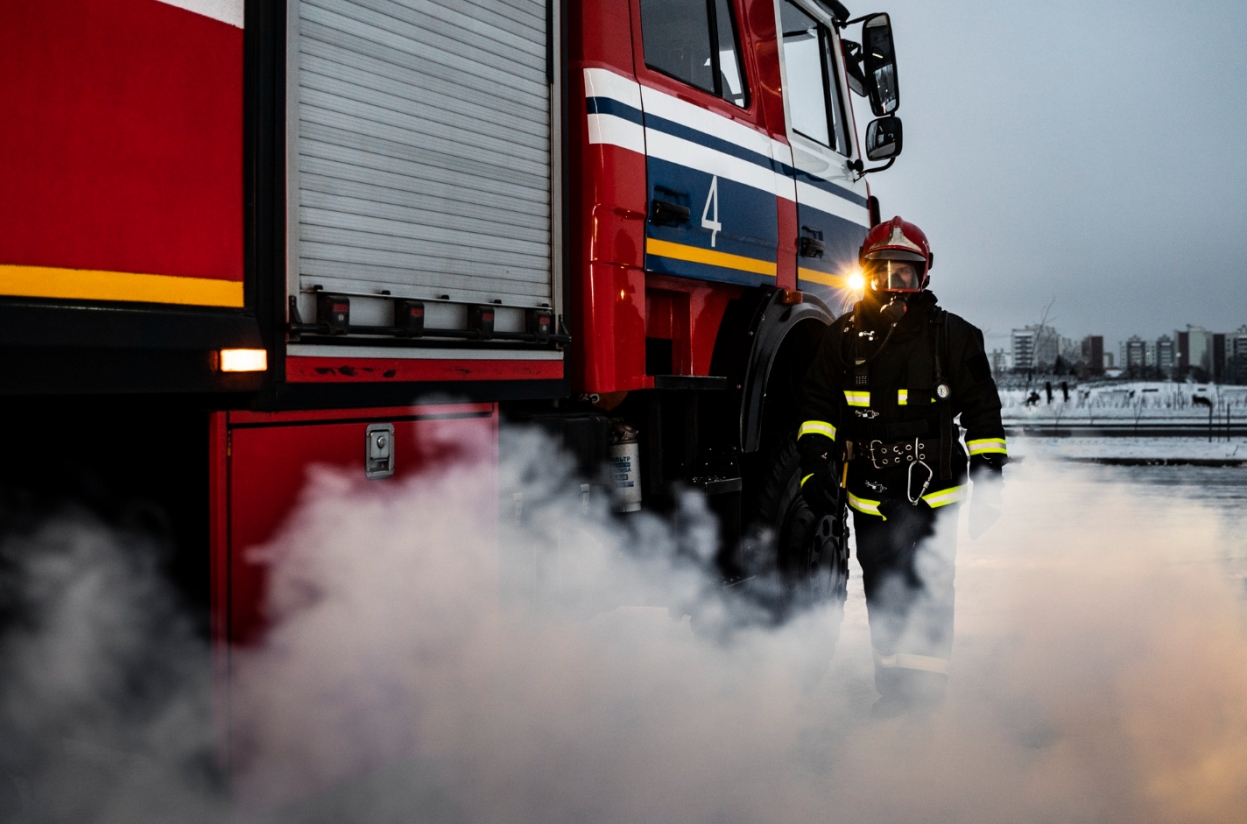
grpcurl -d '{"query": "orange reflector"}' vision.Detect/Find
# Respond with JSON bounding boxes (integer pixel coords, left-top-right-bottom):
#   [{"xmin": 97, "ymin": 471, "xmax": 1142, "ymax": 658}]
[
  {"xmin": 779, "ymin": 289, "xmax": 804, "ymax": 305},
  {"xmin": 218, "ymin": 348, "xmax": 268, "ymax": 372}
]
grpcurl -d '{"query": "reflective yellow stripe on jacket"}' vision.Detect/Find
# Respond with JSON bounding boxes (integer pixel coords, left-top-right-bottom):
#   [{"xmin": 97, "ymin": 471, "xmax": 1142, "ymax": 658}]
[
  {"xmin": 966, "ymin": 437, "xmax": 1008, "ymax": 456},
  {"xmin": 848, "ymin": 484, "xmax": 967, "ymax": 518},
  {"xmin": 844, "ymin": 390, "xmax": 870, "ymax": 407},
  {"xmin": 847, "ymin": 492, "xmax": 882, "ymax": 516},
  {"xmin": 897, "ymin": 389, "xmax": 937, "ymax": 405},
  {"xmin": 798, "ymin": 420, "xmax": 836, "ymax": 441},
  {"xmin": 922, "ymin": 485, "xmax": 967, "ymax": 508}
]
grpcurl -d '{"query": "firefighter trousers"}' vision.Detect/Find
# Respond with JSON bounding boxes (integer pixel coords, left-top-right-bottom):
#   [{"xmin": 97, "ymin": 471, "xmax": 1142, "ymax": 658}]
[{"xmin": 852, "ymin": 501, "xmax": 959, "ymax": 705}]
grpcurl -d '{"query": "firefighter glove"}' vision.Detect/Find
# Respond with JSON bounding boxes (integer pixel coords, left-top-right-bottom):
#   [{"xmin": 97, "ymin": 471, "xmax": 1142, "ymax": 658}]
[
  {"xmin": 797, "ymin": 431, "xmax": 838, "ymax": 517},
  {"xmin": 800, "ymin": 466, "xmax": 839, "ymax": 518}
]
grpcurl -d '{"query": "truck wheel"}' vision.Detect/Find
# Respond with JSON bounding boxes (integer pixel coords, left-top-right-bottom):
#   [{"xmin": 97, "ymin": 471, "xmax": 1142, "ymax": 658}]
[{"xmin": 753, "ymin": 436, "xmax": 849, "ymax": 614}]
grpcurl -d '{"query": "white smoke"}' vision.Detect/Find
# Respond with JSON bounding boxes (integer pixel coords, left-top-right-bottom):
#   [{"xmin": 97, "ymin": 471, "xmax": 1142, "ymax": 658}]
[
  {"xmin": 2, "ymin": 423, "xmax": 1247, "ymax": 823},
  {"xmin": 0, "ymin": 510, "xmax": 224, "ymax": 823}
]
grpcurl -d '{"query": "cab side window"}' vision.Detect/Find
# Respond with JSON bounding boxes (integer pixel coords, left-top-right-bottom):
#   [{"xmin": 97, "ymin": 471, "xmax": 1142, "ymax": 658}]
[
  {"xmin": 640, "ymin": 0, "xmax": 749, "ymax": 108},
  {"xmin": 780, "ymin": 0, "xmax": 851, "ymax": 155}
]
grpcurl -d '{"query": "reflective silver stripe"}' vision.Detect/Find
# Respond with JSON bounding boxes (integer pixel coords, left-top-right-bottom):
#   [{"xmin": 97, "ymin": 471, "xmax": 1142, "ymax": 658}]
[
  {"xmin": 844, "ymin": 390, "xmax": 870, "ymax": 407},
  {"xmin": 967, "ymin": 437, "xmax": 1008, "ymax": 456},
  {"xmin": 798, "ymin": 420, "xmax": 836, "ymax": 441},
  {"xmin": 847, "ymin": 492, "xmax": 882, "ymax": 516},
  {"xmin": 875, "ymin": 652, "xmax": 950, "ymax": 675},
  {"xmin": 922, "ymin": 485, "xmax": 967, "ymax": 509}
]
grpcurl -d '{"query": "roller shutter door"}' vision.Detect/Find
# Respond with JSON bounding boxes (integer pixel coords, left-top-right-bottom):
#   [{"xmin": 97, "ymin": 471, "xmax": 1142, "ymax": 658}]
[{"xmin": 292, "ymin": 0, "xmax": 552, "ymax": 308}]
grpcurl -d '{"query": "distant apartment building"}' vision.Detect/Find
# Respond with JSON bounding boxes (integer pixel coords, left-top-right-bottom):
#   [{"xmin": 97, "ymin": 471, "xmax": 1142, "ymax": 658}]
[
  {"xmin": 1177, "ymin": 325, "xmax": 1214, "ymax": 380},
  {"xmin": 1213, "ymin": 333, "xmax": 1227, "ymax": 382},
  {"xmin": 1058, "ymin": 336, "xmax": 1080, "ymax": 369},
  {"xmin": 989, "ymin": 349, "xmax": 1010, "ymax": 375},
  {"xmin": 1037, "ymin": 328, "xmax": 1060, "ymax": 370},
  {"xmin": 1155, "ymin": 335, "xmax": 1175, "ymax": 377},
  {"xmin": 1011, "ymin": 328, "xmax": 1036, "ymax": 371},
  {"xmin": 1121, "ymin": 336, "xmax": 1147, "ymax": 375},
  {"xmin": 1231, "ymin": 326, "xmax": 1247, "ymax": 384},
  {"xmin": 1081, "ymin": 335, "xmax": 1104, "ymax": 375},
  {"xmin": 1012, "ymin": 325, "xmax": 1060, "ymax": 372}
]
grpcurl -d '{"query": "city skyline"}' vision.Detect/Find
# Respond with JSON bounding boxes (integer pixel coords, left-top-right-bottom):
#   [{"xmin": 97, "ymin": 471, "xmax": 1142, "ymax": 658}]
[{"xmin": 998, "ymin": 322, "xmax": 1247, "ymax": 383}]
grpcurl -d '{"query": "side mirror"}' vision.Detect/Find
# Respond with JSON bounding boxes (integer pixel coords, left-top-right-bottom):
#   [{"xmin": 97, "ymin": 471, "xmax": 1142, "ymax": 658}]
[
  {"xmin": 864, "ymin": 116, "xmax": 902, "ymax": 161},
  {"xmin": 862, "ymin": 14, "xmax": 899, "ymax": 116}
]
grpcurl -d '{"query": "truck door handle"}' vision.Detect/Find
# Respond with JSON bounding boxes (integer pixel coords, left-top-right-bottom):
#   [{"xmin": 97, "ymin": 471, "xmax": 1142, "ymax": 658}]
[
  {"xmin": 799, "ymin": 236, "xmax": 826, "ymax": 258},
  {"xmin": 651, "ymin": 199, "xmax": 691, "ymax": 226}
]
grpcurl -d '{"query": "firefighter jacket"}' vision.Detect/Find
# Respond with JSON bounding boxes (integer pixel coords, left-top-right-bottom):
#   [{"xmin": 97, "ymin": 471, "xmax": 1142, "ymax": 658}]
[{"xmin": 797, "ymin": 291, "xmax": 1006, "ymax": 518}]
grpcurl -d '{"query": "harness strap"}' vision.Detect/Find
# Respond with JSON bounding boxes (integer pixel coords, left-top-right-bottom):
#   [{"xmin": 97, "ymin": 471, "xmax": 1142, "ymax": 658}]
[{"xmin": 931, "ymin": 309, "xmax": 954, "ymax": 481}]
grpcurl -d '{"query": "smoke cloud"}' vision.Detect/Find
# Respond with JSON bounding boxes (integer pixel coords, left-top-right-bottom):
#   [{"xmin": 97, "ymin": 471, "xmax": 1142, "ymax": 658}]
[{"xmin": 2, "ymin": 423, "xmax": 1246, "ymax": 823}]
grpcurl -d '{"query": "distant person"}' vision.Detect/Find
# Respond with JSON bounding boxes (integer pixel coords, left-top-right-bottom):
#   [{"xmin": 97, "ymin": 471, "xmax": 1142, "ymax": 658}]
[
  {"xmin": 796, "ymin": 217, "xmax": 1007, "ymax": 718},
  {"xmin": 1025, "ymin": 391, "xmax": 1041, "ymax": 407},
  {"xmin": 1044, "ymin": 381, "xmax": 1053, "ymax": 404},
  {"xmin": 1061, "ymin": 380, "xmax": 1069, "ymax": 402}
]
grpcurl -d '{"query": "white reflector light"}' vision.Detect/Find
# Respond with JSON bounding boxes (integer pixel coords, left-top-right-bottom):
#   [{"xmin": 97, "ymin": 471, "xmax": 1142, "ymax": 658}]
[{"xmin": 218, "ymin": 348, "xmax": 268, "ymax": 372}]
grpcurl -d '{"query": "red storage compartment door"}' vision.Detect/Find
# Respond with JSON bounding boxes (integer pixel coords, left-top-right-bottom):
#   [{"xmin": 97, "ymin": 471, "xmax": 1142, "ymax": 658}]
[
  {"xmin": 212, "ymin": 402, "xmax": 498, "ymax": 810},
  {"xmin": 219, "ymin": 403, "xmax": 497, "ymax": 647}
]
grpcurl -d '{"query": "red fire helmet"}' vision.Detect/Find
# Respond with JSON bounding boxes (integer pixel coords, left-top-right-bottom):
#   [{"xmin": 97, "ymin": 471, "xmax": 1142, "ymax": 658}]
[{"xmin": 858, "ymin": 216, "xmax": 933, "ymax": 293}]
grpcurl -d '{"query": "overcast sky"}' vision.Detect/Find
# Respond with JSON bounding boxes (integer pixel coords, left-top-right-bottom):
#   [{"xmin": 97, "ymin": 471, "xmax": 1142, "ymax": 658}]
[{"xmin": 850, "ymin": 0, "xmax": 1247, "ymax": 352}]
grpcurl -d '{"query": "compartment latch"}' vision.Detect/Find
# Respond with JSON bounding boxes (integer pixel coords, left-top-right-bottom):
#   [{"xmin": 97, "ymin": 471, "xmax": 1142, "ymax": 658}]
[{"xmin": 365, "ymin": 423, "xmax": 395, "ymax": 479}]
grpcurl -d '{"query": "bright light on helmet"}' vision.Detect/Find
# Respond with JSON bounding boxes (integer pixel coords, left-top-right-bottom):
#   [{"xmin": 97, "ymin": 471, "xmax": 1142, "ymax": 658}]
[{"xmin": 846, "ymin": 270, "xmax": 866, "ymax": 292}]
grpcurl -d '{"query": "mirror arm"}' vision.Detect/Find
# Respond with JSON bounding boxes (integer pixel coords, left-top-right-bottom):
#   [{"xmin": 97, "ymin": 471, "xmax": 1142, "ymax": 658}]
[
  {"xmin": 842, "ymin": 13, "xmax": 879, "ymax": 27},
  {"xmin": 843, "ymin": 41, "xmax": 866, "ymax": 94},
  {"xmin": 816, "ymin": 0, "xmax": 851, "ymax": 25},
  {"xmin": 849, "ymin": 157, "xmax": 896, "ymax": 179}
]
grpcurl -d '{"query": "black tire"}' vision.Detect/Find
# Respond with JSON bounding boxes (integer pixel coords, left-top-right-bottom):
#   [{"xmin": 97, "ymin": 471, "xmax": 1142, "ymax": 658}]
[{"xmin": 751, "ymin": 436, "xmax": 849, "ymax": 616}]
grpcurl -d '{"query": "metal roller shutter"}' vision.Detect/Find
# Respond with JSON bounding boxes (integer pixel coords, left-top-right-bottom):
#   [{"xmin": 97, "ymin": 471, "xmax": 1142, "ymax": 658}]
[{"xmin": 291, "ymin": 0, "xmax": 553, "ymax": 309}]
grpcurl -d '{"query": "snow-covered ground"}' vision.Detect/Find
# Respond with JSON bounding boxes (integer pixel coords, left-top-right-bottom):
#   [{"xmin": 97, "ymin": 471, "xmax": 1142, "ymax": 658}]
[
  {"xmin": 1000, "ymin": 381, "xmax": 1247, "ymax": 426},
  {"xmin": 1011, "ymin": 435, "xmax": 1247, "ymax": 463}
]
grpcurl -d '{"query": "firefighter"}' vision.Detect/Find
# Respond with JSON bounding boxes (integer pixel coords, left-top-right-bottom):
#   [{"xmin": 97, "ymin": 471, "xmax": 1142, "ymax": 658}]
[{"xmin": 797, "ymin": 216, "xmax": 1006, "ymax": 717}]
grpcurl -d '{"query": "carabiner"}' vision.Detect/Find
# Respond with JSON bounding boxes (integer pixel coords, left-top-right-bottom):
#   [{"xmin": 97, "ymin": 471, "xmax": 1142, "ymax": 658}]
[{"xmin": 907, "ymin": 456, "xmax": 933, "ymax": 505}]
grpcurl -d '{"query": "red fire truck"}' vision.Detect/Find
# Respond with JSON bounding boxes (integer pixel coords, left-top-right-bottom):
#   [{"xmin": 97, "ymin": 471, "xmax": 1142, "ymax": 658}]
[{"xmin": 1, "ymin": 0, "xmax": 902, "ymax": 760}]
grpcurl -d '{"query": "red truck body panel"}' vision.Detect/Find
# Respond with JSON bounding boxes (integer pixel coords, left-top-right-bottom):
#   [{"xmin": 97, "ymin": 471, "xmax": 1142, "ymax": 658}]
[{"xmin": 0, "ymin": 0, "xmax": 244, "ymax": 307}]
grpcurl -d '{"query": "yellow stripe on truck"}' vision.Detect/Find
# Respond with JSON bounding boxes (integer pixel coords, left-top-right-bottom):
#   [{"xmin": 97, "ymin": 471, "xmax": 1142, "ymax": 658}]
[
  {"xmin": 797, "ymin": 268, "xmax": 848, "ymax": 288},
  {"xmin": 0, "ymin": 264, "xmax": 244, "ymax": 308},
  {"xmin": 646, "ymin": 238, "xmax": 777, "ymax": 277}
]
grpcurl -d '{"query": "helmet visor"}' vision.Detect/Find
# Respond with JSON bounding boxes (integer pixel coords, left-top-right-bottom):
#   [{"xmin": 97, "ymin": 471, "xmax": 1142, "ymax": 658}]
[{"xmin": 868, "ymin": 259, "xmax": 924, "ymax": 293}]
